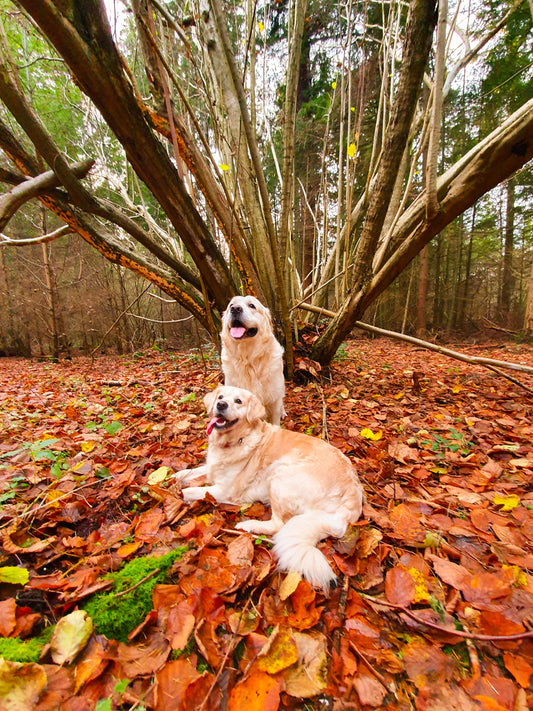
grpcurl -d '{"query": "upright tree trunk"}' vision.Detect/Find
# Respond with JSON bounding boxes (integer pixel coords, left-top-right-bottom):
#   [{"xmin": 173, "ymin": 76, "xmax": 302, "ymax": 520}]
[
  {"xmin": 312, "ymin": 0, "xmax": 437, "ymax": 364},
  {"xmin": 524, "ymin": 261, "xmax": 533, "ymax": 334},
  {"xmin": 416, "ymin": 247, "xmax": 429, "ymax": 337},
  {"xmin": 499, "ymin": 178, "xmax": 515, "ymax": 326},
  {"xmin": 41, "ymin": 240, "xmax": 60, "ymax": 361}
]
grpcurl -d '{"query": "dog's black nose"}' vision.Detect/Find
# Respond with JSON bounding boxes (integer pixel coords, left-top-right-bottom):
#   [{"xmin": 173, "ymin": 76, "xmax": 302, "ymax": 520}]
[
  {"xmin": 230, "ymin": 304, "xmax": 242, "ymax": 314},
  {"xmin": 216, "ymin": 400, "xmax": 228, "ymax": 412}
]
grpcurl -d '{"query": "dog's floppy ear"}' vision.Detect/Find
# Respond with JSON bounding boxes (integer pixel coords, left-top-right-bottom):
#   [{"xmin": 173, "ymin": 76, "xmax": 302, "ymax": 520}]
[
  {"xmin": 203, "ymin": 387, "xmax": 220, "ymax": 414},
  {"xmin": 246, "ymin": 392, "xmax": 266, "ymax": 423}
]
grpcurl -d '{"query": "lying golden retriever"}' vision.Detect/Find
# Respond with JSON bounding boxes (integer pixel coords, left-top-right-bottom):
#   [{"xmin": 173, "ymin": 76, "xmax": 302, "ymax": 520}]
[
  {"xmin": 221, "ymin": 295, "xmax": 285, "ymax": 425},
  {"xmin": 176, "ymin": 386, "xmax": 364, "ymax": 589}
]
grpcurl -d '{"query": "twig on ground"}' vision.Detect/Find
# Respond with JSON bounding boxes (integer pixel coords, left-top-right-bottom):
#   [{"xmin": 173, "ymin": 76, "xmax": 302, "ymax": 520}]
[
  {"xmin": 114, "ymin": 568, "xmax": 161, "ymax": 599},
  {"xmin": 362, "ymin": 593, "xmax": 533, "ymax": 641}
]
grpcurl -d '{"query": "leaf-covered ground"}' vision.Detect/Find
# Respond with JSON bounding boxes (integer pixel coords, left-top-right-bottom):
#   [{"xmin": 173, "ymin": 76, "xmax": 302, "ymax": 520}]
[{"xmin": 1, "ymin": 337, "xmax": 533, "ymax": 711}]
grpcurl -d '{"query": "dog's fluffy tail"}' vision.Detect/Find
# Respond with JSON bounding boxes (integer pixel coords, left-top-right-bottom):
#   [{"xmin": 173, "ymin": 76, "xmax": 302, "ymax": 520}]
[{"xmin": 272, "ymin": 511, "xmax": 347, "ymax": 590}]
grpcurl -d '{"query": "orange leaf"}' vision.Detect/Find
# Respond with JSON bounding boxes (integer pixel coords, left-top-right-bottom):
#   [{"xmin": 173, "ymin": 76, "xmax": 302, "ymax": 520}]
[
  {"xmin": 503, "ymin": 652, "xmax": 533, "ymax": 688},
  {"xmin": 227, "ymin": 670, "xmax": 281, "ymax": 711},
  {"xmin": 287, "ymin": 580, "xmax": 322, "ymax": 630},
  {"xmin": 116, "ymin": 540, "xmax": 142, "ymax": 558}
]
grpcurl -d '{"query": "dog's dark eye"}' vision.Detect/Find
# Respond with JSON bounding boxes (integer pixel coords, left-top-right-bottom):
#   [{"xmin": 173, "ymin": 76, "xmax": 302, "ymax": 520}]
[
  {"xmin": 218, "ymin": 394, "xmax": 223, "ymax": 399},
  {"xmin": 235, "ymin": 398, "xmax": 242, "ymax": 404},
  {"xmin": 248, "ymin": 303, "xmax": 256, "ymax": 309}
]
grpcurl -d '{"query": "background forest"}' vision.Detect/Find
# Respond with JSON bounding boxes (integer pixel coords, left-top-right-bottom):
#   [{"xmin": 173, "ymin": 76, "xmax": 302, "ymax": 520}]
[{"xmin": 0, "ymin": 0, "xmax": 532, "ymax": 361}]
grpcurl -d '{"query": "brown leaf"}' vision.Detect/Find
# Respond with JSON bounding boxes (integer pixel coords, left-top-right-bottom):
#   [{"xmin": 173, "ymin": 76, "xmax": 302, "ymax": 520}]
[
  {"xmin": 166, "ymin": 602, "xmax": 195, "ymax": 651},
  {"xmin": 134, "ymin": 507, "xmax": 164, "ymax": 543},
  {"xmin": 385, "ymin": 566, "xmax": 416, "ymax": 606},
  {"xmin": 388, "ymin": 441, "xmax": 419, "ymax": 464},
  {"xmin": 402, "ymin": 638, "xmax": 454, "ymax": 690},
  {"xmin": 227, "ymin": 535, "xmax": 254, "ymax": 567},
  {"xmin": 0, "ymin": 598, "xmax": 16, "ymax": 637},
  {"xmin": 154, "ymin": 659, "xmax": 200, "ymax": 711},
  {"xmin": 352, "ymin": 672, "xmax": 387, "ymax": 707},
  {"xmin": 117, "ymin": 631, "xmax": 170, "ymax": 678}
]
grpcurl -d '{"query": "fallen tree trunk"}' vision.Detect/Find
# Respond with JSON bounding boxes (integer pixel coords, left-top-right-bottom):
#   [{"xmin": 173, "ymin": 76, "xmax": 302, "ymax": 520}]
[{"xmin": 298, "ymin": 302, "xmax": 533, "ymax": 377}]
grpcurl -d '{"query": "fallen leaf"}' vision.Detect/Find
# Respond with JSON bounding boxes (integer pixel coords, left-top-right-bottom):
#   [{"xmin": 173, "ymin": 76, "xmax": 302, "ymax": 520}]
[
  {"xmin": 148, "ymin": 466, "xmax": 171, "ymax": 485},
  {"xmin": 283, "ymin": 630, "xmax": 328, "ymax": 698},
  {"xmin": 50, "ymin": 610, "xmax": 93, "ymax": 665},
  {"xmin": 0, "ymin": 598, "xmax": 17, "ymax": 636},
  {"xmin": 353, "ymin": 672, "xmax": 387, "ymax": 707},
  {"xmin": 257, "ymin": 626, "xmax": 298, "ymax": 674},
  {"xmin": 0, "ymin": 658, "xmax": 47, "ymax": 710},
  {"xmin": 227, "ymin": 670, "xmax": 281, "ymax": 711}
]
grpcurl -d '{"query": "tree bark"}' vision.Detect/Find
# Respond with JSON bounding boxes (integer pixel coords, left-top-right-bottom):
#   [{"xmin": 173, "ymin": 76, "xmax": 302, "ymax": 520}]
[
  {"xmin": 416, "ymin": 247, "xmax": 429, "ymax": 337},
  {"xmin": 499, "ymin": 178, "xmax": 515, "ymax": 326},
  {"xmin": 14, "ymin": 0, "xmax": 236, "ymax": 311},
  {"xmin": 311, "ymin": 0, "xmax": 437, "ymax": 364}
]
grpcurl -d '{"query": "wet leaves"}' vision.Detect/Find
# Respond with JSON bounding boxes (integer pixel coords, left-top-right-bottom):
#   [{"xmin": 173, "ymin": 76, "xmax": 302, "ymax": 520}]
[{"xmin": 0, "ymin": 340, "xmax": 533, "ymax": 709}]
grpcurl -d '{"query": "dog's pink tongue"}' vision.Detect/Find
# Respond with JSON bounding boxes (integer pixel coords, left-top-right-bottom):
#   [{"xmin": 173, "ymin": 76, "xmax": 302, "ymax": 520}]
[
  {"xmin": 207, "ymin": 417, "xmax": 224, "ymax": 435},
  {"xmin": 230, "ymin": 326, "xmax": 246, "ymax": 339}
]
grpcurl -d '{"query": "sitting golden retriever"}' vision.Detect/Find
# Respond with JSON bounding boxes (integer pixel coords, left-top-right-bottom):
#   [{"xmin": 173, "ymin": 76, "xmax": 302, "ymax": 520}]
[
  {"xmin": 176, "ymin": 386, "xmax": 364, "ymax": 589},
  {"xmin": 221, "ymin": 295, "xmax": 285, "ymax": 425}
]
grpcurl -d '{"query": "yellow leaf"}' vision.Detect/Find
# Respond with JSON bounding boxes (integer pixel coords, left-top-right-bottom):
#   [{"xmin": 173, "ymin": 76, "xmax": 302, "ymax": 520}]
[
  {"xmin": 46, "ymin": 490, "xmax": 64, "ymax": 508},
  {"xmin": 394, "ymin": 392, "xmax": 404, "ymax": 399},
  {"xmin": 219, "ymin": 164, "xmax": 230, "ymax": 171},
  {"xmin": 50, "ymin": 610, "xmax": 93, "ymax": 665},
  {"xmin": 452, "ymin": 384, "xmax": 462, "ymax": 394},
  {"xmin": 430, "ymin": 466, "xmax": 447, "ymax": 474},
  {"xmin": 360, "ymin": 428, "xmax": 382, "ymax": 441},
  {"xmin": 493, "ymin": 493, "xmax": 520, "ymax": 511},
  {"xmin": 81, "ymin": 441, "xmax": 96, "ymax": 453},
  {"xmin": 407, "ymin": 567, "xmax": 429, "ymax": 602},
  {"xmin": 279, "ymin": 571, "xmax": 302, "ymax": 601},
  {"xmin": 257, "ymin": 627, "xmax": 298, "ymax": 674},
  {"xmin": 148, "ymin": 466, "xmax": 171, "ymax": 485},
  {"xmin": 502, "ymin": 564, "xmax": 527, "ymax": 588},
  {"xmin": 258, "ymin": 20, "xmax": 264, "ymax": 31},
  {"xmin": 0, "ymin": 659, "xmax": 47, "ymax": 710},
  {"xmin": 339, "ymin": 387, "xmax": 349, "ymax": 399},
  {"xmin": 331, "ymin": 81, "xmax": 336, "ymax": 89},
  {"xmin": 347, "ymin": 142, "xmax": 356, "ymax": 158}
]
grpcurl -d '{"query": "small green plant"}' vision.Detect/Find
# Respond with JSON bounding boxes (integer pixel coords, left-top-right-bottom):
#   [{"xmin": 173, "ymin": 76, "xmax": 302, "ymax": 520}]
[
  {"xmin": 420, "ymin": 427, "xmax": 473, "ymax": 459},
  {"xmin": 333, "ymin": 343, "xmax": 349, "ymax": 363},
  {"xmin": 83, "ymin": 547, "xmax": 186, "ymax": 642}
]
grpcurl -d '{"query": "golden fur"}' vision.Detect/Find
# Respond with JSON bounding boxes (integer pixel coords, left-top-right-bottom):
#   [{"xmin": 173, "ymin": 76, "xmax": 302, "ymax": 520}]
[
  {"xmin": 176, "ymin": 386, "xmax": 364, "ymax": 589},
  {"xmin": 220, "ymin": 296, "xmax": 285, "ymax": 425}
]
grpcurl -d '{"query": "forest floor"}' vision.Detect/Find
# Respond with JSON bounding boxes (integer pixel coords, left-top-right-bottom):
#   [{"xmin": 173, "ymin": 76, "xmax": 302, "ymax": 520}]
[{"xmin": 1, "ymin": 336, "xmax": 533, "ymax": 711}]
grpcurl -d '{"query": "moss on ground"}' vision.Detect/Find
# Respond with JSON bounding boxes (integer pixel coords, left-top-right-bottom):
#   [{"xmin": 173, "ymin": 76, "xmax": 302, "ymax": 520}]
[
  {"xmin": 0, "ymin": 626, "xmax": 54, "ymax": 663},
  {"xmin": 83, "ymin": 547, "xmax": 186, "ymax": 643}
]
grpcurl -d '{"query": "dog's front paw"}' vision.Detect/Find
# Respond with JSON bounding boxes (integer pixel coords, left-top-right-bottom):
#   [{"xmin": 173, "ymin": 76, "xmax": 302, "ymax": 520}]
[
  {"xmin": 181, "ymin": 486, "xmax": 206, "ymax": 502},
  {"xmin": 235, "ymin": 520, "xmax": 256, "ymax": 533},
  {"xmin": 173, "ymin": 469, "xmax": 191, "ymax": 483}
]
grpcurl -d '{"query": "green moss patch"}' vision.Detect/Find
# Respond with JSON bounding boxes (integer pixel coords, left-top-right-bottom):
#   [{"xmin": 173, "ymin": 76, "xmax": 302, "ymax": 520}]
[
  {"xmin": 83, "ymin": 547, "xmax": 186, "ymax": 643},
  {"xmin": 0, "ymin": 626, "xmax": 54, "ymax": 663}
]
